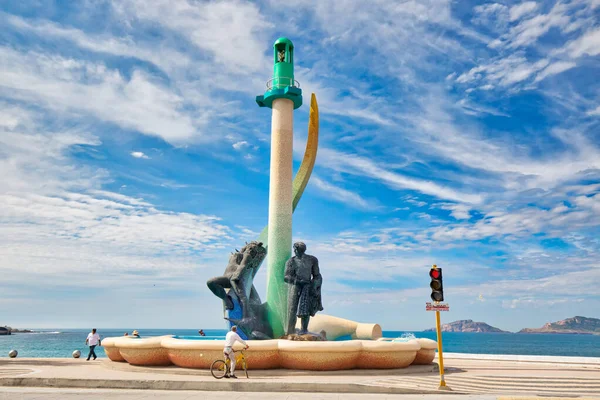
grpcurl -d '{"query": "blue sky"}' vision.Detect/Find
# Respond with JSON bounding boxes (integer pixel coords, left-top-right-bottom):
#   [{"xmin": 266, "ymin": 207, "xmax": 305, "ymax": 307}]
[{"xmin": 1, "ymin": 0, "xmax": 599, "ymax": 332}]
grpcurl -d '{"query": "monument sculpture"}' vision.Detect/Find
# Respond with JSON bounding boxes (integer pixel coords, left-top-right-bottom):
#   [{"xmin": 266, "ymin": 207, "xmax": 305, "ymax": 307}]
[
  {"xmin": 102, "ymin": 38, "xmax": 438, "ymax": 371},
  {"xmin": 206, "ymin": 37, "xmax": 314, "ymax": 339},
  {"xmin": 284, "ymin": 242, "xmax": 323, "ymax": 335}
]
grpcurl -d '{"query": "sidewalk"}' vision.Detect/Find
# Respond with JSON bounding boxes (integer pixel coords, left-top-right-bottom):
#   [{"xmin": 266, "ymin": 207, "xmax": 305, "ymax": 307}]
[{"xmin": 1, "ymin": 354, "xmax": 599, "ymax": 397}]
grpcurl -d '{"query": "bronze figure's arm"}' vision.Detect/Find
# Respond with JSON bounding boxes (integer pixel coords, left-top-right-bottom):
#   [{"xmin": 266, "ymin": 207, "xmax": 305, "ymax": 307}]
[
  {"xmin": 284, "ymin": 258, "xmax": 295, "ymax": 284},
  {"xmin": 311, "ymin": 256, "xmax": 321, "ymax": 282}
]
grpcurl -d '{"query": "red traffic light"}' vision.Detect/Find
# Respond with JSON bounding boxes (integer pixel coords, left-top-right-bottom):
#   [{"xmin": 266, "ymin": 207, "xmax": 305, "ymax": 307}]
[{"xmin": 429, "ymin": 266, "xmax": 444, "ymax": 302}]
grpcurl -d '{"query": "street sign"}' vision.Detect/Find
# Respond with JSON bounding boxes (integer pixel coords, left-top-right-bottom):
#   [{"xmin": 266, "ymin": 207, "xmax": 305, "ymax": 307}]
[{"xmin": 426, "ymin": 302, "xmax": 449, "ymax": 311}]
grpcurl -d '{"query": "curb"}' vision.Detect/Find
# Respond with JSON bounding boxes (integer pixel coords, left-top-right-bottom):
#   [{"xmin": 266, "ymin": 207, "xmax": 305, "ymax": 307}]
[
  {"xmin": 0, "ymin": 377, "xmax": 458, "ymax": 395},
  {"xmin": 101, "ymin": 361, "xmax": 440, "ymax": 377}
]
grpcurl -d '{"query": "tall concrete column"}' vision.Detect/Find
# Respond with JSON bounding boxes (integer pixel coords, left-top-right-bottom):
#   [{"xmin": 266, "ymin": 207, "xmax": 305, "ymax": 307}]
[
  {"xmin": 256, "ymin": 37, "xmax": 303, "ymax": 338},
  {"xmin": 266, "ymin": 97, "xmax": 294, "ymax": 336}
]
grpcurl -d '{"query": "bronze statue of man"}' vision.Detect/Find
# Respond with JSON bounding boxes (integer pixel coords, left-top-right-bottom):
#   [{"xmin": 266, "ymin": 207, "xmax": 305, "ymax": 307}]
[{"xmin": 284, "ymin": 242, "xmax": 323, "ymax": 335}]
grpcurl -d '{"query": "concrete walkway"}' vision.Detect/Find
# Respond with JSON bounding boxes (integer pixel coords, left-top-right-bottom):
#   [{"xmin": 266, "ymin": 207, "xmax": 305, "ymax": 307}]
[
  {"xmin": 0, "ymin": 354, "xmax": 599, "ymax": 397},
  {"xmin": 0, "ymin": 387, "xmax": 504, "ymax": 399}
]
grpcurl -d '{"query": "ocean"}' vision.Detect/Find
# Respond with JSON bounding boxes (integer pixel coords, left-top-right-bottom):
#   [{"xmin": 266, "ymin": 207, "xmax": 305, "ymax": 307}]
[{"xmin": 2, "ymin": 329, "xmax": 600, "ymax": 359}]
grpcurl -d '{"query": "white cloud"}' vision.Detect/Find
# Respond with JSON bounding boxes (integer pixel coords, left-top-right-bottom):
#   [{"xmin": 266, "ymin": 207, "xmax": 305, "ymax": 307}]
[
  {"xmin": 456, "ymin": 55, "xmax": 549, "ymax": 88},
  {"xmin": 587, "ymin": 105, "xmax": 600, "ymax": 116},
  {"xmin": 509, "ymin": 2, "xmax": 538, "ymax": 22},
  {"xmin": 457, "ymin": 98, "xmax": 509, "ymax": 117},
  {"xmin": 406, "ymin": 93, "xmax": 600, "ymax": 191},
  {"xmin": 439, "ymin": 203, "xmax": 471, "ymax": 220},
  {"xmin": 4, "ymin": 13, "xmax": 191, "ymax": 74},
  {"xmin": 427, "ymin": 191, "xmax": 600, "ymax": 243},
  {"xmin": 472, "ymin": 3, "xmax": 509, "ymax": 32},
  {"xmin": 130, "ymin": 151, "xmax": 149, "ymax": 159},
  {"xmin": 311, "ymin": 176, "xmax": 375, "ymax": 209},
  {"xmin": 456, "ymin": 1, "xmax": 597, "ymax": 94},
  {"xmin": 500, "ymin": 2, "xmax": 571, "ymax": 49},
  {"xmin": 318, "ymin": 147, "xmax": 484, "ymax": 204},
  {"xmin": 111, "ymin": 0, "xmax": 272, "ymax": 74},
  {"xmin": 563, "ymin": 27, "xmax": 600, "ymax": 58},
  {"xmin": 534, "ymin": 61, "xmax": 577, "ymax": 82},
  {"xmin": 0, "ymin": 47, "xmax": 200, "ymax": 144},
  {"xmin": 502, "ymin": 297, "xmax": 584, "ymax": 309},
  {"xmin": 0, "ymin": 105, "xmax": 233, "ymax": 286},
  {"xmin": 232, "ymin": 141, "xmax": 249, "ymax": 150},
  {"xmin": 502, "ymin": 58, "xmax": 549, "ymax": 85}
]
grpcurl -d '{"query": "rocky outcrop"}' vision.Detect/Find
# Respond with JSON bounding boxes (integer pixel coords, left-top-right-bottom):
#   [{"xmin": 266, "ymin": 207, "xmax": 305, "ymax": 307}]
[
  {"xmin": 519, "ymin": 316, "xmax": 600, "ymax": 335},
  {"xmin": 424, "ymin": 319, "xmax": 509, "ymax": 333},
  {"xmin": 2, "ymin": 326, "xmax": 33, "ymax": 334}
]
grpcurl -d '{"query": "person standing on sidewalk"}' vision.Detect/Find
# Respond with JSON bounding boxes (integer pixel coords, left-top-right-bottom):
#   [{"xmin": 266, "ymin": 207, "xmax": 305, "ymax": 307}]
[
  {"xmin": 85, "ymin": 328, "xmax": 101, "ymax": 361},
  {"xmin": 223, "ymin": 326, "xmax": 248, "ymax": 378}
]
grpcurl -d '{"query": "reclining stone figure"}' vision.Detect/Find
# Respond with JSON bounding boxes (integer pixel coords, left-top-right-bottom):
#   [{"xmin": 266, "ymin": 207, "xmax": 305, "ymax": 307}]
[{"xmin": 206, "ymin": 241, "xmax": 266, "ymax": 319}]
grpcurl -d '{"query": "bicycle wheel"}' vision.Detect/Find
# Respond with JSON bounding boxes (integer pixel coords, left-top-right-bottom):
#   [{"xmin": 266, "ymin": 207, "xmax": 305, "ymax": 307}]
[
  {"xmin": 210, "ymin": 359, "xmax": 228, "ymax": 379},
  {"xmin": 242, "ymin": 360, "xmax": 249, "ymax": 378}
]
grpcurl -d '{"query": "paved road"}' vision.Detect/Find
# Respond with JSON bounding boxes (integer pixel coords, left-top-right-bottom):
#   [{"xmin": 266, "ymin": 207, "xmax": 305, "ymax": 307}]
[{"xmin": 0, "ymin": 388, "xmax": 506, "ymax": 399}]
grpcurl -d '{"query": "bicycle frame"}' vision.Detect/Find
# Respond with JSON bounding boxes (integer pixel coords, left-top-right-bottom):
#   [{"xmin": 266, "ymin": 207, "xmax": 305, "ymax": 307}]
[{"xmin": 224, "ymin": 350, "xmax": 246, "ymax": 370}]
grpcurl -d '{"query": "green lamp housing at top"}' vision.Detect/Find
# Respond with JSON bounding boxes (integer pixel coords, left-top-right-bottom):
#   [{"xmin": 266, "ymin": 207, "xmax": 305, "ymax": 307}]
[{"xmin": 256, "ymin": 37, "xmax": 303, "ymax": 110}]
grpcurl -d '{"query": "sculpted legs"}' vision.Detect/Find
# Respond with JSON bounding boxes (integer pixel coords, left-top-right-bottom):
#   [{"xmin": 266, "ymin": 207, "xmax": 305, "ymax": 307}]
[
  {"xmin": 286, "ymin": 284, "xmax": 300, "ymax": 335},
  {"xmin": 300, "ymin": 316, "xmax": 309, "ymax": 334}
]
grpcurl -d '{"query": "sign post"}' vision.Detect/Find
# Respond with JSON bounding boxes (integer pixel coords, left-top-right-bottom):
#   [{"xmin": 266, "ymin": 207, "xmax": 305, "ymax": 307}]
[{"xmin": 428, "ymin": 264, "xmax": 451, "ymax": 391}]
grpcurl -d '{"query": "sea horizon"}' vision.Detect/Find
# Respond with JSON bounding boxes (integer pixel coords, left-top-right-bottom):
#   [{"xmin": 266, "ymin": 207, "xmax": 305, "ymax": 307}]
[{"xmin": 3, "ymin": 328, "xmax": 600, "ymax": 359}]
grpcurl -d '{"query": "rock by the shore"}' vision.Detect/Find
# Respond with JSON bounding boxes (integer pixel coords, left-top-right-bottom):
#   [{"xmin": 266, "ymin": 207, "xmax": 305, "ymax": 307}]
[
  {"xmin": 518, "ymin": 316, "xmax": 600, "ymax": 335},
  {"xmin": 2, "ymin": 326, "xmax": 33, "ymax": 334},
  {"xmin": 424, "ymin": 319, "xmax": 509, "ymax": 333}
]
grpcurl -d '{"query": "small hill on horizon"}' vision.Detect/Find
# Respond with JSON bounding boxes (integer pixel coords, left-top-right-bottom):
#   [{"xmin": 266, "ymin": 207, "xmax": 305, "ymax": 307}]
[
  {"xmin": 519, "ymin": 316, "xmax": 600, "ymax": 335},
  {"xmin": 424, "ymin": 319, "xmax": 509, "ymax": 333}
]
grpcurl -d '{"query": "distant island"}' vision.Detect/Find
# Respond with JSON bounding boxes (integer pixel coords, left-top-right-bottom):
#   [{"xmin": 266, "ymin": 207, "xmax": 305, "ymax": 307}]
[
  {"xmin": 424, "ymin": 319, "xmax": 509, "ymax": 333},
  {"xmin": 422, "ymin": 316, "xmax": 600, "ymax": 334},
  {"xmin": 519, "ymin": 316, "xmax": 600, "ymax": 335},
  {"xmin": 1, "ymin": 326, "xmax": 33, "ymax": 335}
]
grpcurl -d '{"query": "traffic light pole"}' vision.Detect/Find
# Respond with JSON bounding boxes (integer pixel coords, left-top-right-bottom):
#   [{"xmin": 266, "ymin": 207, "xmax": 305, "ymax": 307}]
[
  {"xmin": 435, "ymin": 309, "xmax": 449, "ymax": 389},
  {"xmin": 431, "ymin": 264, "xmax": 450, "ymax": 391}
]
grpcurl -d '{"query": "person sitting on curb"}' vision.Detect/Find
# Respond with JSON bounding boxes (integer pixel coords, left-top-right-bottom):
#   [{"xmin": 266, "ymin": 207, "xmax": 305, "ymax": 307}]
[{"xmin": 223, "ymin": 326, "xmax": 248, "ymax": 379}]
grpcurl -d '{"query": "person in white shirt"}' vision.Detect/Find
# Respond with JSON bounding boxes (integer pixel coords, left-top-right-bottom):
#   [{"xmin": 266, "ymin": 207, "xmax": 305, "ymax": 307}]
[
  {"xmin": 85, "ymin": 328, "xmax": 101, "ymax": 361},
  {"xmin": 223, "ymin": 326, "xmax": 248, "ymax": 378}
]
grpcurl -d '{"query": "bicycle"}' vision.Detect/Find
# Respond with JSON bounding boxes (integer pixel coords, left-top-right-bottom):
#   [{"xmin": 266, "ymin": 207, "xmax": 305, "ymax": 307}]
[{"xmin": 210, "ymin": 349, "xmax": 249, "ymax": 379}]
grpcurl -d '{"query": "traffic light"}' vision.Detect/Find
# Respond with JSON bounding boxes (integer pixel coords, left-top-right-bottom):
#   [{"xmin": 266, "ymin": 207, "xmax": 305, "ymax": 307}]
[{"xmin": 429, "ymin": 266, "xmax": 444, "ymax": 302}]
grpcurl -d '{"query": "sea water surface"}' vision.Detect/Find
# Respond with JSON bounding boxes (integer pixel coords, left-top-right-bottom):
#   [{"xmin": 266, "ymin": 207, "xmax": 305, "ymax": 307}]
[{"xmin": 2, "ymin": 329, "xmax": 600, "ymax": 358}]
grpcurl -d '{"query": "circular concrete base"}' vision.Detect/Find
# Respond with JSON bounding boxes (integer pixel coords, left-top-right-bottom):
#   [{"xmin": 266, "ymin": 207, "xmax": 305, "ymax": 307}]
[{"xmin": 103, "ymin": 337, "xmax": 436, "ymax": 371}]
